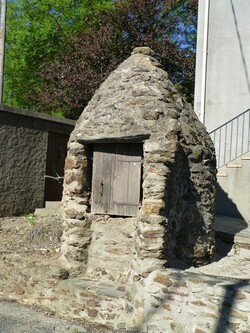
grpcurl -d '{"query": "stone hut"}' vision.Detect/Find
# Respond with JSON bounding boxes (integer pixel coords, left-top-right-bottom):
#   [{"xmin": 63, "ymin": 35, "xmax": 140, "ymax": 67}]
[{"xmin": 61, "ymin": 47, "xmax": 217, "ymax": 282}]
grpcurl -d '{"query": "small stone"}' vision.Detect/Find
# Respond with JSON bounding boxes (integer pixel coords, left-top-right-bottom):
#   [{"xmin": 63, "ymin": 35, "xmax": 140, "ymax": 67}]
[
  {"xmin": 105, "ymin": 312, "xmax": 116, "ymax": 320},
  {"xmin": 154, "ymin": 274, "xmax": 173, "ymax": 287},
  {"xmin": 191, "ymin": 300, "xmax": 206, "ymax": 306},
  {"xmin": 188, "ymin": 277, "xmax": 204, "ymax": 284},
  {"xmin": 142, "ymin": 229, "xmax": 163, "ymax": 239},
  {"xmin": 235, "ymin": 291, "xmax": 246, "ymax": 299},
  {"xmin": 200, "ymin": 312, "xmax": 217, "ymax": 318},
  {"xmin": 132, "ymin": 47, "xmax": 155, "ymax": 56},
  {"xmin": 87, "ymin": 309, "xmax": 98, "ymax": 318},
  {"xmin": 86, "ymin": 299, "xmax": 100, "ymax": 307},
  {"xmin": 65, "ymin": 157, "xmax": 76, "ymax": 170},
  {"xmin": 143, "ymin": 200, "xmax": 165, "ymax": 215},
  {"xmin": 51, "ymin": 268, "xmax": 69, "ymax": 280},
  {"xmin": 143, "ymin": 110, "xmax": 163, "ymax": 120},
  {"xmin": 162, "ymin": 304, "xmax": 171, "ymax": 311},
  {"xmin": 195, "ymin": 329, "xmax": 207, "ymax": 333},
  {"xmin": 230, "ymin": 309, "xmax": 248, "ymax": 321},
  {"xmin": 13, "ymin": 284, "xmax": 25, "ymax": 295},
  {"xmin": 73, "ymin": 309, "xmax": 80, "ymax": 316}
]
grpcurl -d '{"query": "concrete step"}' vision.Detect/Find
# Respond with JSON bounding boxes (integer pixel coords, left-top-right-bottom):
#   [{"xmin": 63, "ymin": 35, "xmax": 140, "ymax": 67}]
[
  {"xmin": 234, "ymin": 228, "xmax": 250, "ymax": 250},
  {"xmin": 34, "ymin": 201, "xmax": 62, "ymax": 217},
  {"xmin": 217, "ymin": 173, "xmax": 227, "ymax": 177},
  {"xmin": 226, "ymin": 164, "xmax": 241, "ymax": 168},
  {"xmin": 214, "ymin": 215, "xmax": 250, "ymax": 248},
  {"xmin": 217, "ymin": 153, "xmax": 250, "ymax": 175}
]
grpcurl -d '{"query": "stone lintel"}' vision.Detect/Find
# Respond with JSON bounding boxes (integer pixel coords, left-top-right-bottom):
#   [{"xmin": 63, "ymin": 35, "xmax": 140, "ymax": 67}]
[{"xmin": 76, "ymin": 133, "xmax": 150, "ymax": 144}]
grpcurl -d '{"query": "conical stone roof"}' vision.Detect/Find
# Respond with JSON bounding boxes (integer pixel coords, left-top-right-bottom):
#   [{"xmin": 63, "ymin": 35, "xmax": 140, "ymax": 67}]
[{"xmin": 72, "ymin": 47, "xmax": 205, "ymax": 144}]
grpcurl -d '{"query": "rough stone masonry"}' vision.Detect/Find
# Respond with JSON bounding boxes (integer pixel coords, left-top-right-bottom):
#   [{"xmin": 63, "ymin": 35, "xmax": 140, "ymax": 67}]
[{"xmin": 60, "ymin": 47, "xmax": 217, "ymax": 284}]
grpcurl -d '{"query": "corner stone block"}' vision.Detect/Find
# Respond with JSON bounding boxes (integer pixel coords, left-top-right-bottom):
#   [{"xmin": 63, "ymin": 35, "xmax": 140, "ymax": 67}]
[
  {"xmin": 66, "ymin": 234, "xmax": 91, "ymax": 248},
  {"xmin": 134, "ymin": 258, "xmax": 166, "ymax": 276},
  {"xmin": 137, "ymin": 212, "xmax": 166, "ymax": 225},
  {"xmin": 68, "ymin": 141, "xmax": 85, "ymax": 154},
  {"xmin": 142, "ymin": 199, "xmax": 165, "ymax": 215},
  {"xmin": 64, "ymin": 202, "xmax": 88, "ymax": 219},
  {"xmin": 64, "ymin": 169, "xmax": 85, "ymax": 186},
  {"xmin": 135, "ymin": 237, "xmax": 164, "ymax": 252},
  {"xmin": 136, "ymin": 221, "xmax": 165, "ymax": 238},
  {"xmin": 64, "ymin": 208, "xmax": 86, "ymax": 220},
  {"xmin": 65, "ymin": 157, "xmax": 77, "ymax": 170},
  {"xmin": 144, "ymin": 141, "xmax": 162, "ymax": 152},
  {"xmin": 144, "ymin": 163, "xmax": 170, "ymax": 177}
]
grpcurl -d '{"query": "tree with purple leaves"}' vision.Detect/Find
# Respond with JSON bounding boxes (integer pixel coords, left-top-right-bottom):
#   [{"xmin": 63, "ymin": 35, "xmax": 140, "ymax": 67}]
[{"xmin": 5, "ymin": 0, "xmax": 198, "ymax": 119}]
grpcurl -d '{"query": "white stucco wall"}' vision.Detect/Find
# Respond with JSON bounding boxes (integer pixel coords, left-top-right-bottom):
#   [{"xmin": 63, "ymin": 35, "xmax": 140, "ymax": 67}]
[
  {"xmin": 194, "ymin": 0, "xmax": 250, "ymax": 132},
  {"xmin": 195, "ymin": 1, "xmax": 250, "ymax": 223}
]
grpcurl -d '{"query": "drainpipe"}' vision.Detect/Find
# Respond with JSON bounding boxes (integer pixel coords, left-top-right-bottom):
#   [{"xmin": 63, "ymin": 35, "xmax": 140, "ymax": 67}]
[{"xmin": 200, "ymin": 0, "xmax": 210, "ymax": 124}]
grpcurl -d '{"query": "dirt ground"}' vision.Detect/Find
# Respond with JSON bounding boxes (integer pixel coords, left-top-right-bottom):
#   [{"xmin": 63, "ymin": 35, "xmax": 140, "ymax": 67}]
[
  {"xmin": 0, "ymin": 214, "xmax": 62, "ymax": 256},
  {"xmin": 0, "ymin": 214, "xmax": 250, "ymax": 281},
  {"xmin": 0, "ymin": 215, "xmax": 132, "ymax": 333}
]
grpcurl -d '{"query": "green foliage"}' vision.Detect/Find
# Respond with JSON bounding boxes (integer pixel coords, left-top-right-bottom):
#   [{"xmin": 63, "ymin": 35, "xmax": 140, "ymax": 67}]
[
  {"xmin": 24, "ymin": 213, "xmax": 36, "ymax": 226},
  {"xmin": 4, "ymin": 0, "xmax": 198, "ymax": 119},
  {"xmin": 51, "ymin": 110, "xmax": 65, "ymax": 118},
  {"xmin": 33, "ymin": 0, "xmax": 198, "ymax": 119},
  {"xmin": 4, "ymin": 0, "xmax": 113, "ymax": 110},
  {"xmin": 193, "ymin": 146, "xmax": 206, "ymax": 160}
]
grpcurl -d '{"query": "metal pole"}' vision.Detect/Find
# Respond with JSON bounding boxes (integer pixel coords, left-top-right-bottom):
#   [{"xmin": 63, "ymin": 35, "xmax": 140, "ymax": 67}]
[
  {"xmin": 200, "ymin": 0, "xmax": 210, "ymax": 124},
  {"xmin": 0, "ymin": 0, "xmax": 7, "ymax": 105}
]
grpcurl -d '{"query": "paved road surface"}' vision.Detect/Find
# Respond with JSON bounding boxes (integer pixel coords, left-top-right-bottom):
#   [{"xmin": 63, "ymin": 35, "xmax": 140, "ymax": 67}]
[{"xmin": 0, "ymin": 300, "xmax": 114, "ymax": 333}]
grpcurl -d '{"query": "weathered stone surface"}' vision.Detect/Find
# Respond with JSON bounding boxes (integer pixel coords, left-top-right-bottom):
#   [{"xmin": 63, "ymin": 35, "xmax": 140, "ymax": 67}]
[
  {"xmin": 86, "ymin": 218, "xmax": 136, "ymax": 283},
  {"xmin": 153, "ymin": 274, "xmax": 173, "ymax": 287},
  {"xmin": 142, "ymin": 199, "xmax": 165, "ymax": 215},
  {"xmin": 61, "ymin": 46, "xmax": 216, "ymax": 283},
  {"xmin": 127, "ymin": 269, "xmax": 250, "ymax": 333},
  {"xmin": 1, "ymin": 215, "xmax": 250, "ymax": 333},
  {"xmin": 0, "ymin": 107, "xmax": 74, "ymax": 216}
]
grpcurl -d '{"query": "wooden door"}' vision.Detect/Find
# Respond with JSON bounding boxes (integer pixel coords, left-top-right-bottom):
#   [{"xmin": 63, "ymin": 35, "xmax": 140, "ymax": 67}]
[
  {"xmin": 91, "ymin": 143, "xmax": 142, "ymax": 216},
  {"xmin": 45, "ymin": 132, "xmax": 69, "ymax": 201}
]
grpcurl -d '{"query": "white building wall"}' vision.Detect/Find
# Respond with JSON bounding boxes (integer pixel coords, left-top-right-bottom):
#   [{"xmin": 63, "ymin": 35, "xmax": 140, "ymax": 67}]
[
  {"xmin": 194, "ymin": 0, "xmax": 250, "ymax": 132},
  {"xmin": 194, "ymin": 0, "xmax": 250, "ymax": 223}
]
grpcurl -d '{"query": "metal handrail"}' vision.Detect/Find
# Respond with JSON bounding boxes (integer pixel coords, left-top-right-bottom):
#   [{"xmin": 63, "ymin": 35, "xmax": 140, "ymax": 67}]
[{"xmin": 209, "ymin": 109, "xmax": 250, "ymax": 168}]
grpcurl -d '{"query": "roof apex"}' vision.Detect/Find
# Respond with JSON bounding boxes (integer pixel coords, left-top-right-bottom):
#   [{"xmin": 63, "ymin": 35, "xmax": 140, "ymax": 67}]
[{"xmin": 131, "ymin": 47, "xmax": 155, "ymax": 56}]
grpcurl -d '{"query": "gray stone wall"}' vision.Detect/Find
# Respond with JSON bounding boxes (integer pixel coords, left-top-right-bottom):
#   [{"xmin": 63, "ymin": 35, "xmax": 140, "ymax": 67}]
[
  {"xmin": 0, "ymin": 115, "xmax": 47, "ymax": 215},
  {"xmin": 0, "ymin": 106, "xmax": 75, "ymax": 216}
]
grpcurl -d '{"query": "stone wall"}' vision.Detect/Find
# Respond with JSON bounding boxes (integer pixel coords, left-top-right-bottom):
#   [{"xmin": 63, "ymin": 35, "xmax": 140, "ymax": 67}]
[
  {"xmin": 1, "ymin": 225, "xmax": 249, "ymax": 333},
  {"xmin": 86, "ymin": 217, "xmax": 136, "ymax": 283},
  {"xmin": 125, "ymin": 270, "xmax": 250, "ymax": 332},
  {"xmin": 37, "ymin": 272, "xmax": 250, "ymax": 332},
  {"xmin": 61, "ymin": 47, "xmax": 217, "ymax": 279},
  {"xmin": 0, "ymin": 106, "xmax": 75, "ymax": 216},
  {"xmin": 4, "ymin": 259, "xmax": 248, "ymax": 333}
]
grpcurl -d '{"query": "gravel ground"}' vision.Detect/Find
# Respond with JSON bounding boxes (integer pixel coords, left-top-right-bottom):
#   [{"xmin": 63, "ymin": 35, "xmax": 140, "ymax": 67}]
[
  {"xmin": 0, "ymin": 300, "xmax": 121, "ymax": 333},
  {"xmin": 0, "ymin": 215, "xmax": 63, "ymax": 255},
  {"xmin": 0, "ymin": 215, "xmax": 134, "ymax": 333}
]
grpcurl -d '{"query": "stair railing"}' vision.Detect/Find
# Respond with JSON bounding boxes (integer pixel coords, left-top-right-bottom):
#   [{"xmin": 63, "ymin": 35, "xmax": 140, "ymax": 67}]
[{"xmin": 209, "ymin": 108, "xmax": 250, "ymax": 168}]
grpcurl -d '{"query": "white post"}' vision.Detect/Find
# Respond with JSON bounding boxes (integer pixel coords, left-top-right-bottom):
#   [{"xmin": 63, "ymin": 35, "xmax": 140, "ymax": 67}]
[
  {"xmin": 0, "ymin": 0, "xmax": 7, "ymax": 104},
  {"xmin": 200, "ymin": 0, "xmax": 210, "ymax": 124}
]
